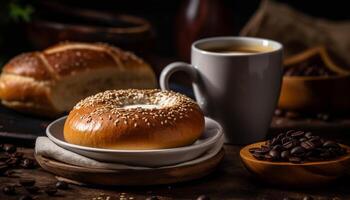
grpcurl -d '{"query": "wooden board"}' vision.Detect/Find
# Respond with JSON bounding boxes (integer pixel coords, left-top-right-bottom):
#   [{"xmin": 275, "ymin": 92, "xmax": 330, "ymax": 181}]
[
  {"xmin": 0, "ymin": 104, "xmax": 52, "ymax": 142},
  {"xmin": 2, "ymin": 145, "xmax": 350, "ymax": 199},
  {"xmin": 35, "ymin": 149, "xmax": 224, "ymax": 186}
]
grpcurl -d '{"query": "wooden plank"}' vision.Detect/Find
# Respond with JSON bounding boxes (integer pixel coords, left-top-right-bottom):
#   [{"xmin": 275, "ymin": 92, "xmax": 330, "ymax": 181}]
[{"xmin": 0, "ymin": 145, "xmax": 349, "ymax": 200}]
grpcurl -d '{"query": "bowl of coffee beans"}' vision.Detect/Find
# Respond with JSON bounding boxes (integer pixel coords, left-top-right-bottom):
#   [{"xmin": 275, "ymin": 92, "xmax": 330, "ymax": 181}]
[
  {"xmin": 278, "ymin": 46, "xmax": 350, "ymax": 113},
  {"xmin": 240, "ymin": 130, "xmax": 350, "ymax": 187}
]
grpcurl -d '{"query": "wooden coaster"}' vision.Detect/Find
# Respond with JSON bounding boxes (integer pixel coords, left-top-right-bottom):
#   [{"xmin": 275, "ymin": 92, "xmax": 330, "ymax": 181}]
[{"xmin": 35, "ymin": 149, "xmax": 224, "ymax": 186}]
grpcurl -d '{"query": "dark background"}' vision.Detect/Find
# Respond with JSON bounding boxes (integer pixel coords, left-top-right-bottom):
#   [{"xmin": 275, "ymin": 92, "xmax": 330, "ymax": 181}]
[{"xmin": 0, "ymin": 0, "xmax": 349, "ymax": 65}]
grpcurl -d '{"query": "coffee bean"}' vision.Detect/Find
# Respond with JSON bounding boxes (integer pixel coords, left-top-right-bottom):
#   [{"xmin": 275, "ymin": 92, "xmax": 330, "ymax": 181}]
[
  {"xmin": 281, "ymin": 137, "xmax": 292, "ymax": 144},
  {"xmin": 21, "ymin": 158, "xmax": 36, "ymax": 169},
  {"xmin": 56, "ymin": 181, "xmax": 69, "ymax": 190},
  {"xmin": 291, "ymin": 131, "xmax": 304, "ymax": 138},
  {"xmin": 249, "ymin": 130, "xmax": 347, "ymax": 163},
  {"xmin": 323, "ymin": 141, "xmax": 340, "ymax": 148},
  {"xmin": 272, "ymin": 145, "xmax": 283, "ymax": 151},
  {"xmin": 3, "ymin": 144, "xmax": 16, "ymax": 153},
  {"xmin": 18, "ymin": 195, "xmax": 33, "ymax": 200},
  {"xmin": 305, "ymin": 132, "xmax": 313, "ymax": 138},
  {"xmin": 291, "ymin": 146, "xmax": 305, "ymax": 156},
  {"xmin": 264, "ymin": 154, "xmax": 273, "ymax": 161},
  {"xmin": 268, "ymin": 150, "xmax": 280, "ymax": 160},
  {"xmin": 252, "ymin": 153, "xmax": 265, "ymax": 160},
  {"xmin": 19, "ymin": 178, "xmax": 35, "ymax": 186},
  {"xmin": 289, "ymin": 157, "xmax": 302, "ymax": 163},
  {"xmin": 281, "ymin": 150, "xmax": 290, "ymax": 160},
  {"xmin": 254, "ymin": 148, "xmax": 270, "ymax": 154},
  {"xmin": 2, "ymin": 185, "xmax": 16, "ymax": 195},
  {"xmin": 197, "ymin": 195, "xmax": 210, "ymax": 200},
  {"xmin": 25, "ymin": 186, "xmax": 39, "ymax": 194},
  {"xmin": 309, "ymin": 138, "xmax": 322, "ymax": 148},
  {"xmin": 145, "ymin": 196, "xmax": 159, "ymax": 200},
  {"xmin": 283, "ymin": 140, "xmax": 298, "ymax": 149},
  {"xmin": 283, "ymin": 198, "xmax": 294, "ymax": 200},
  {"xmin": 249, "ymin": 148, "xmax": 260, "ymax": 153},
  {"xmin": 301, "ymin": 141, "xmax": 315, "ymax": 150},
  {"xmin": 44, "ymin": 186, "xmax": 57, "ymax": 196}
]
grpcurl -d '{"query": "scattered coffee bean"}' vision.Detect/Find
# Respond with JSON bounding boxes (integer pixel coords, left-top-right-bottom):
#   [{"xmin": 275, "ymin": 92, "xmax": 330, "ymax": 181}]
[
  {"xmin": 2, "ymin": 185, "xmax": 16, "ymax": 195},
  {"xmin": 18, "ymin": 195, "xmax": 33, "ymax": 200},
  {"xmin": 249, "ymin": 130, "xmax": 347, "ymax": 163},
  {"xmin": 21, "ymin": 158, "xmax": 36, "ymax": 169},
  {"xmin": 283, "ymin": 197, "xmax": 294, "ymax": 200},
  {"xmin": 25, "ymin": 186, "xmax": 40, "ymax": 194},
  {"xmin": 19, "ymin": 178, "xmax": 36, "ymax": 186},
  {"xmin": 145, "ymin": 196, "xmax": 159, "ymax": 200},
  {"xmin": 56, "ymin": 181, "xmax": 69, "ymax": 190},
  {"xmin": 3, "ymin": 144, "xmax": 17, "ymax": 153},
  {"xmin": 44, "ymin": 186, "xmax": 57, "ymax": 196},
  {"xmin": 197, "ymin": 195, "xmax": 210, "ymax": 200}
]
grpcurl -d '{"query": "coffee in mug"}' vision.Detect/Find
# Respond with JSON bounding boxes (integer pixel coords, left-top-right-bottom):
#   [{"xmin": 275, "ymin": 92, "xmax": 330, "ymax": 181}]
[{"xmin": 160, "ymin": 37, "xmax": 283, "ymax": 144}]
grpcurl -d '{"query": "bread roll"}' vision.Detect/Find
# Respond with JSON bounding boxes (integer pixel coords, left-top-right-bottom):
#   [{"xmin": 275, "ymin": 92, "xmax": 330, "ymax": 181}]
[
  {"xmin": 64, "ymin": 89, "xmax": 205, "ymax": 150},
  {"xmin": 0, "ymin": 42, "xmax": 156, "ymax": 116}
]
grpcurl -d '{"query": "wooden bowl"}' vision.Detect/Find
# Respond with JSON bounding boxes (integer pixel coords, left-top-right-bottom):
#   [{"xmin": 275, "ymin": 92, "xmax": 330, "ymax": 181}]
[
  {"xmin": 26, "ymin": 4, "xmax": 154, "ymax": 54},
  {"xmin": 240, "ymin": 142, "xmax": 350, "ymax": 187},
  {"xmin": 278, "ymin": 46, "xmax": 350, "ymax": 113}
]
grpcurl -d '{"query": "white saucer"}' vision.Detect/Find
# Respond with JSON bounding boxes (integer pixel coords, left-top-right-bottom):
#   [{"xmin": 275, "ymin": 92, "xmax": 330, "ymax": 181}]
[{"xmin": 46, "ymin": 116, "xmax": 224, "ymax": 167}]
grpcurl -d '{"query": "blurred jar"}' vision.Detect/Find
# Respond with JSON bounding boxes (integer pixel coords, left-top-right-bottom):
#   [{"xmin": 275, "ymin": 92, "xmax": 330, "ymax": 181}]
[{"xmin": 175, "ymin": 0, "xmax": 234, "ymax": 61}]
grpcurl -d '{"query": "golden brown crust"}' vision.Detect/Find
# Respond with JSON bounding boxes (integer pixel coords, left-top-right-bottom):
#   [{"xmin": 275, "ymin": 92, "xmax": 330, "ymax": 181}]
[
  {"xmin": 0, "ymin": 42, "xmax": 156, "ymax": 116},
  {"xmin": 3, "ymin": 52, "xmax": 53, "ymax": 80},
  {"xmin": 64, "ymin": 89, "xmax": 205, "ymax": 150}
]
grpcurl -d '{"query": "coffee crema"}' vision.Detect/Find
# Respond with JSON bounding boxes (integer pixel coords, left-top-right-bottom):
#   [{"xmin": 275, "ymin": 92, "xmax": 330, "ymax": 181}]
[{"xmin": 202, "ymin": 45, "xmax": 274, "ymax": 54}]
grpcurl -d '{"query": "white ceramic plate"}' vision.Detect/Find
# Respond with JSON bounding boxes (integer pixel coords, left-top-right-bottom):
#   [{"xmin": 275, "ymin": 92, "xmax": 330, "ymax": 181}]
[{"xmin": 46, "ymin": 116, "xmax": 224, "ymax": 167}]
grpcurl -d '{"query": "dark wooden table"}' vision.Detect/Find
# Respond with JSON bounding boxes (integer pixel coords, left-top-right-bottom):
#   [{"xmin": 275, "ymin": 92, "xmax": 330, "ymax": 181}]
[{"xmin": 0, "ymin": 145, "xmax": 349, "ymax": 200}]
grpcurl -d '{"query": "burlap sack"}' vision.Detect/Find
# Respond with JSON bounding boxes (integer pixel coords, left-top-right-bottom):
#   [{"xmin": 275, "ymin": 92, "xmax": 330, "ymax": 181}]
[{"xmin": 240, "ymin": 0, "xmax": 350, "ymax": 68}]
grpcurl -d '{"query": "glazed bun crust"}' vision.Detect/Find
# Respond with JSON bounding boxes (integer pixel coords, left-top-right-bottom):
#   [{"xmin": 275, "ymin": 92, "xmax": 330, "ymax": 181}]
[
  {"xmin": 64, "ymin": 89, "xmax": 205, "ymax": 150},
  {"xmin": 0, "ymin": 42, "xmax": 156, "ymax": 116}
]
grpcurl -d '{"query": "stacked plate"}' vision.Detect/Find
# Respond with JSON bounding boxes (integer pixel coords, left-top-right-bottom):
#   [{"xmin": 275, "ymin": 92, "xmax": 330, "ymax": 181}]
[{"xmin": 45, "ymin": 116, "xmax": 224, "ymax": 167}]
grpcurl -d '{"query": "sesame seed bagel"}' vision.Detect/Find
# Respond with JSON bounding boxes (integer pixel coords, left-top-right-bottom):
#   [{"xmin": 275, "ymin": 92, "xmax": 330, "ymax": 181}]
[{"xmin": 63, "ymin": 89, "xmax": 205, "ymax": 150}]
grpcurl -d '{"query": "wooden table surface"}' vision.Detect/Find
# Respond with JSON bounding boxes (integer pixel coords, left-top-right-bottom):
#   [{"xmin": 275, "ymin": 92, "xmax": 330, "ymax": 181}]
[{"xmin": 1, "ymin": 145, "xmax": 349, "ymax": 200}]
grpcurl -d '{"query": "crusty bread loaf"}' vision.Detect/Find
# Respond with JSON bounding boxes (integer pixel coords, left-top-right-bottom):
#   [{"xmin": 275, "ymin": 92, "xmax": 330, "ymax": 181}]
[{"xmin": 0, "ymin": 42, "xmax": 157, "ymax": 116}]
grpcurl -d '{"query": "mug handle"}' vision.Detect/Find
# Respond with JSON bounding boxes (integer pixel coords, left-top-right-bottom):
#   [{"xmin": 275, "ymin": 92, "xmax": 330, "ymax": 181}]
[
  {"xmin": 159, "ymin": 62, "xmax": 197, "ymax": 90},
  {"xmin": 160, "ymin": 62, "xmax": 208, "ymax": 113}
]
